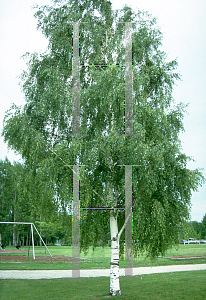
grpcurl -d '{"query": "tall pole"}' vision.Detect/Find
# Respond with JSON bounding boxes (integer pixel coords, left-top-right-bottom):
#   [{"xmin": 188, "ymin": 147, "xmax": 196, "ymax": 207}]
[
  {"xmin": 125, "ymin": 165, "xmax": 133, "ymax": 276},
  {"xmin": 124, "ymin": 22, "xmax": 133, "ymax": 276},
  {"xmin": 28, "ymin": 225, "xmax": 31, "ymax": 257},
  {"xmin": 72, "ymin": 164, "xmax": 80, "ymax": 277},
  {"xmin": 31, "ymin": 224, "xmax": 35, "ymax": 260},
  {"xmin": 72, "ymin": 22, "xmax": 80, "ymax": 136},
  {"xmin": 125, "ymin": 22, "xmax": 133, "ymax": 135}
]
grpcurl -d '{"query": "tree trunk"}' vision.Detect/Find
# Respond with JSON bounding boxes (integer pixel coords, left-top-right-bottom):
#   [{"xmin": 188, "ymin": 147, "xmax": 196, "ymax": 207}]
[
  {"xmin": 40, "ymin": 216, "xmax": 42, "ymax": 247},
  {"xmin": 109, "ymin": 212, "xmax": 121, "ymax": 296},
  {"xmin": 17, "ymin": 232, "xmax": 19, "ymax": 246},
  {"xmin": 13, "ymin": 191, "xmax": 16, "ymax": 247},
  {"xmin": 13, "ymin": 227, "xmax": 16, "ymax": 247}
]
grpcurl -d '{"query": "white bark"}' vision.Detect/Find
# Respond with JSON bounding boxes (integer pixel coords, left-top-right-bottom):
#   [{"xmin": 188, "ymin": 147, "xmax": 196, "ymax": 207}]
[
  {"xmin": 109, "ymin": 212, "xmax": 121, "ymax": 296},
  {"xmin": 13, "ymin": 191, "xmax": 16, "ymax": 247},
  {"xmin": 13, "ymin": 226, "xmax": 16, "ymax": 247}
]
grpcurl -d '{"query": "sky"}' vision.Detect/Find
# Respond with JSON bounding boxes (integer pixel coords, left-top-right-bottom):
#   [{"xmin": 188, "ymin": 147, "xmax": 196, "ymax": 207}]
[{"xmin": 0, "ymin": 0, "xmax": 205, "ymax": 222}]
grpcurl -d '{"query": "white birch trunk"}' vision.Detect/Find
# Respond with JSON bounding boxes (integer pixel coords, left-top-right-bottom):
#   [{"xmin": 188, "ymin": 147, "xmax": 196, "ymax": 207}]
[
  {"xmin": 13, "ymin": 226, "xmax": 16, "ymax": 247},
  {"xmin": 13, "ymin": 191, "xmax": 16, "ymax": 247},
  {"xmin": 109, "ymin": 212, "xmax": 121, "ymax": 296}
]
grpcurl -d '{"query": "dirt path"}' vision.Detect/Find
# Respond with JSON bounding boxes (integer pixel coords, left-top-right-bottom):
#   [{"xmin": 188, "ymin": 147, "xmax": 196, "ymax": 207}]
[
  {"xmin": 1, "ymin": 264, "xmax": 206, "ymax": 279},
  {"xmin": 0, "ymin": 250, "xmax": 87, "ymax": 262},
  {"xmin": 0, "ymin": 254, "xmax": 84, "ymax": 262},
  {"xmin": 1, "ymin": 250, "xmax": 206, "ymax": 262},
  {"xmin": 167, "ymin": 255, "xmax": 206, "ymax": 259}
]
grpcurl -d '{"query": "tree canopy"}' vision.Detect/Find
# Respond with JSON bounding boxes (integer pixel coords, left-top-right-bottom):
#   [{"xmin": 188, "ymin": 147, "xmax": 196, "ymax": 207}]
[{"xmin": 2, "ymin": 0, "xmax": 204, "ymax": 261}]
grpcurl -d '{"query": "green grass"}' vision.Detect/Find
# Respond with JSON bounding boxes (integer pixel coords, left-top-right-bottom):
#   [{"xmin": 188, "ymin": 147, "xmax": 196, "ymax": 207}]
[
  {"xmin": 164, "ymin": 244, "xmax": 206, "ymax": 256},
  {"xmin": 0, "ymin": 271, "xmax": 206, "ymax": 299},
  {"xmin": 1, "ymin": 244, "xmax": 206, "ymax": 270}
]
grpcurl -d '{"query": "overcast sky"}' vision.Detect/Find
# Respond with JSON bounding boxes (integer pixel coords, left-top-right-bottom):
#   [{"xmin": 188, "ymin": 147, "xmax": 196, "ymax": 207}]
[{"xmin": 0, "ymin": 0, "xmax": 205, "ymax": 222}]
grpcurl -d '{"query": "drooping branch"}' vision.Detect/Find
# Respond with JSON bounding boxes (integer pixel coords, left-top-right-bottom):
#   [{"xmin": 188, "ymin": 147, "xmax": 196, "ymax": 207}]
[
  {"xmin": 143, "ymin": 83, "xmax": 157, "ymax": 102},
  {"xmin": 92, "ymin": 188, "xmax": 105, "ymax": 203},
  {"xmin": 118, "ymin": 207, "xmax": 132, "ymax": 239}
]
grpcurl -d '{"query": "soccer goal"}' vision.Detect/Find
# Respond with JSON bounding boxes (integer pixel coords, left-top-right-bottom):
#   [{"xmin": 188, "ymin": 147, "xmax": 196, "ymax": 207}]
[{"xmin": 0, "ymin": 222, "xmax": 52, "ymax": 259}]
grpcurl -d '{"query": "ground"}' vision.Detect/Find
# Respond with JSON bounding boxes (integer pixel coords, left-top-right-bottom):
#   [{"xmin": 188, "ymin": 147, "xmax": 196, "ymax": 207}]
[
  {"xmin": 0, "ymin": 249, "xmax": 85, "ymax": 262},
  {"xmin": 1, "ymin": 249, "xmax": 206, "ymax": 262},
  {"xmin": 167, "ymin": 255, "xmax": 206, "ymax": 259}
]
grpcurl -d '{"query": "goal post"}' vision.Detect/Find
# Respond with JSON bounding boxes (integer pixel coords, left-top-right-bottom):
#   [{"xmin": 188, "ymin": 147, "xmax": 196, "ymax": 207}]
[{"xmin": 0, "ymin": 222, "xmax": 52, "ymax": 259}]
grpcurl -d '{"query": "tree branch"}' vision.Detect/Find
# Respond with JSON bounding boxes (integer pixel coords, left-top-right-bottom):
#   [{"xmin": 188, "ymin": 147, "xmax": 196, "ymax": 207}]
[
  {"xmin": 143, "ymin": 83, "xmax": 156, "ymax": 102},
  {"xmin": 91, "ymin": 188, "xmax": 105, "ymax": 202},
  {"xmin": 118, "ymin": 207, "xmax": 132, "ymax": 239}
]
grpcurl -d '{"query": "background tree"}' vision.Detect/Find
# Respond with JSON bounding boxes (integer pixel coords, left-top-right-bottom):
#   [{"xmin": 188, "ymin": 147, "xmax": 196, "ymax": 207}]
[
  {"xmin": 2, "ymin": 0, "xmax": 204, "ymax": 296},
  {"xmin": 0, "ymin": 159, "xmax": 14, "ymax": 223},
  {"xmin": 0, "ymin": 158, "xmax": 28, "ymax": 246},
  {"xmin": 0, "ymin": 158, "xmax": 71, "ymax": 247},
  {"xmin": 201, "ymin": 213, "xmax": 206, "ymax": 239},
  {"xmin": 182, "ymin": 221, "xmax": 200, "ymax": 241},
  {"xmin": 190, "ymin": 221, "xmax": 202, "ymax": 240}
]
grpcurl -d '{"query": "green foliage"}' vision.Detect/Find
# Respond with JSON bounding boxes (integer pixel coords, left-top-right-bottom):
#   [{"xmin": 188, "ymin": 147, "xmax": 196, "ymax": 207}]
[
  {"xmin": 0, "ymin": 158, "xmax": 71, "ymax": 246},
  {"xmin": 2, "ymin": 0, "xmax": 205, "ymax": 258},
  {"xmin": 201, "ymin": 214, "xmax": 206, "ymax": 239},
  {"xmin": 35, "ymin": 213, "xmax": 72, "ymax": 245},
  {"xmin": 182, "ymin": 222, "xmax": 200, "ymax": 240},
  {"xmin": 179, "ymin": 216, "xmax": 206, "ymax": 240},
  {"xmin": 190, "ymin": 221, "xmax": 202, "ymax": 240},
  {"xmin": 0, "ymin": 158, "xmax": 29, "ymax": 223}
]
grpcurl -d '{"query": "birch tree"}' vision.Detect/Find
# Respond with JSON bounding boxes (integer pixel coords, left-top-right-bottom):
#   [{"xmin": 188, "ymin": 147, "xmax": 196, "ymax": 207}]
[{"xmin": 2, "ymin": 0, "xmax": 204, "ymax": 296}]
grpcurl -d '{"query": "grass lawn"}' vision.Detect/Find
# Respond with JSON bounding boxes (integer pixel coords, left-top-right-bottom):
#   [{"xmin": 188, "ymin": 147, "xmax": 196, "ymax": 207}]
[
  {"xmin": 0, "ymin": 270, "xmax": 206, "ymax": 299},
  {"xmin": 0, "ymin": 244, "xmax": 206, "ymax": 270}
]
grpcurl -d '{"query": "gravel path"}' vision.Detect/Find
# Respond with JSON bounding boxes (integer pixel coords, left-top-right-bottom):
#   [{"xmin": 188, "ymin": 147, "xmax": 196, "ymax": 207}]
[{"xmin": 1, "ymin": 264, "xmax": 206, "ymax": 279}]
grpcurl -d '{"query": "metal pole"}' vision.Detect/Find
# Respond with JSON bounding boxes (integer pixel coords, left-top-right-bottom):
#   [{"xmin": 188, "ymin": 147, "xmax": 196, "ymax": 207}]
[
  {"xmin": 72, "ymin": 164, "xmax": 80, "ymax": 278},
  {"xmin": 125, "ymin": 165, "xmax": 133, "ymax": 276},
  {"xmin": 125, "ymin": 22, "xmax": 133, "ymax": 135},
  {"xmin": 32, "ymin": 223, "xmax": 52, "ymax": 258},
  {"xmin": 0, "ymin": 222, "xmax": 33, "ymax": 225},
  {"xmin": 31, "ymin": 224, "xmax": 35, "ymax": 260},
  {"xmin": 0, "ymin": 221, "xmax": 52, "ymax": 259},
  {"xmin": 72, "ymin": 22, "xmax": 80, "ymax": 136},
  {"xmin": 28, "ymin": 225, "xmax": 31, "ymax": 257}
]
